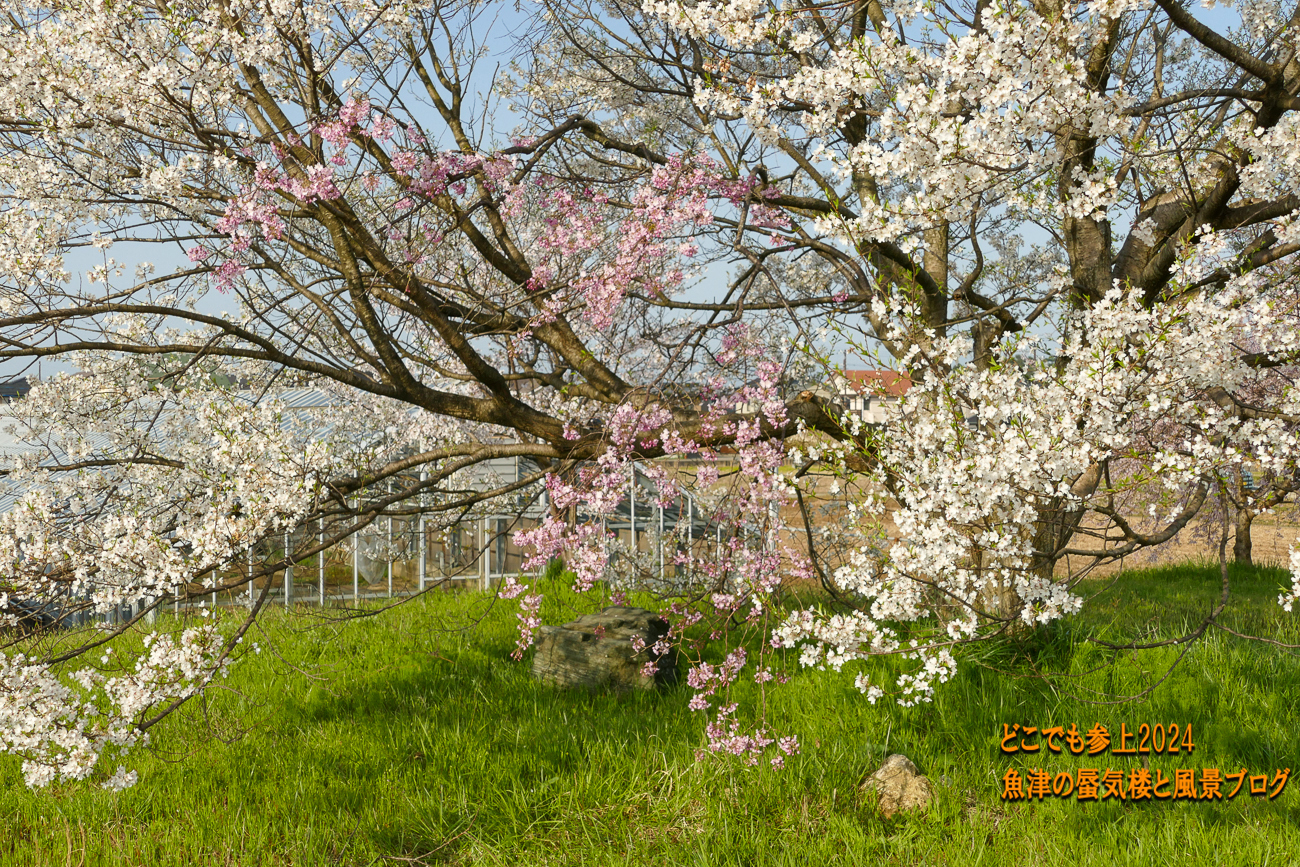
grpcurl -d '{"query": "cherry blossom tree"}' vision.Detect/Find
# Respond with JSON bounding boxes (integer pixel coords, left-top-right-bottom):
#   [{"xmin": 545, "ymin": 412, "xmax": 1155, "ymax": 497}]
[
  {"xmin": 518, "ymin": 0, "xmax": 1300, "ymax": 668},
  {"xmin": 2, "ymin": 0, "xmax": 1300, "ymax": 786},
  {"xmin": 0, "ymin": 0, "xmax": 832, "ymax": 785}
]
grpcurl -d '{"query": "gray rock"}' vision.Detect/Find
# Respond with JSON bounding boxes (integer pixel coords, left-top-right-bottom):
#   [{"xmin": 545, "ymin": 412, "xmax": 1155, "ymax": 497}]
[
  {"xmin": 531, "ymin": 606, "xmax": 678, "ymax": 691},
  {"xmin": 861, "ymin": 753, "xmax": 933, "ymax": 818}
]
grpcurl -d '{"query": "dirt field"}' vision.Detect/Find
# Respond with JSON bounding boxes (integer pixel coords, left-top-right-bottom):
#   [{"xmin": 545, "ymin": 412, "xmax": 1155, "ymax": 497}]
[
  {"xmin": 1063, "ymin": 510, "xmax": 1299, "ymax": 577},
  {"xmin": 773, "ymin": 471, "xmax": 1299, "ymax": 579}
]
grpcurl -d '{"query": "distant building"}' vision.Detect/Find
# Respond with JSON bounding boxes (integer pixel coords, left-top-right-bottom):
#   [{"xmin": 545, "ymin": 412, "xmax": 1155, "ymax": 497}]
[
  {"xmin": 0, "ymin": 377, "xmax": 31, "ymax": 401},
  {"xmin": 831, "ymin": 370, "xmax": 911, "ymax": 424}
]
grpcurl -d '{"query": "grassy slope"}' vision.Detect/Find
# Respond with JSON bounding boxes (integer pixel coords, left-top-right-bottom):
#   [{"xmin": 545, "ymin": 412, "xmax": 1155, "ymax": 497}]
[{"xmin": 2, "ymin": 562, "xmax": 1299, "ymax": 866}]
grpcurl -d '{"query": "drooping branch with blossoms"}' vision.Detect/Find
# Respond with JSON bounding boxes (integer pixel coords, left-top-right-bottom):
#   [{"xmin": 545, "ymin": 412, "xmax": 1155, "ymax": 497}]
[{"xmin": 0, "ymin": 0, "xmax": 844, "ymax": 783}]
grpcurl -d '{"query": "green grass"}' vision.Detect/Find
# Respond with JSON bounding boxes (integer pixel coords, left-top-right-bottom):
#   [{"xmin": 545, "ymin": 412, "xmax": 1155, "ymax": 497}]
[{"xmin": 2, "ymin": 561, "xmax": 1299, "ymax": 866}]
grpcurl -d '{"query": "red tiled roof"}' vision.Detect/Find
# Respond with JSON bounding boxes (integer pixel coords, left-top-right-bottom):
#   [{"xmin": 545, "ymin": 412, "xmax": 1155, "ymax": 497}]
[{"xmin": 842, "ymin": 370, "xmax": 911, "ymax": 397}]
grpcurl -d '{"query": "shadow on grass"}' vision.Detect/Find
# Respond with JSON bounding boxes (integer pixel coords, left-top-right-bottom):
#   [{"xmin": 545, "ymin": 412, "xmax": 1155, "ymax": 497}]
[{"xmin": 276, "ymin": 618, "xmax": 707, "ymax": 860}]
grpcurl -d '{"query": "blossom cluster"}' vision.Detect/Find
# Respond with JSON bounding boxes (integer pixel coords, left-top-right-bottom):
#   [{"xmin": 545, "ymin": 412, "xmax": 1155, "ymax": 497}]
[{"xmin": 0, "ymin": 625, "xmax": 227, "ymax": 789}]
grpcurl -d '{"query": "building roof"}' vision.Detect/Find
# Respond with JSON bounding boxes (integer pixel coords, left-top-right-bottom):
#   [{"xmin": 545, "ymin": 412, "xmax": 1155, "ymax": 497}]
[
  {"xmin": 0, "ymin": 377, "xmax": 32, "ymax": 400},
  {"xmin": 840, "ymin": 370, "xmax": 912, "ymax": 397}
]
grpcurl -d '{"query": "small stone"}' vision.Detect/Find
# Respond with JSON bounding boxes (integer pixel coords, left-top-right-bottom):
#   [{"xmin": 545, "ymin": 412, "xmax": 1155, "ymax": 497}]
[
  {"xmin": 531, "ymin": 606, "xmax": 678, "ymax": 691},
  {"xmin": 861, "ymin": 753, "xmax": 933, "ymax": 818}
]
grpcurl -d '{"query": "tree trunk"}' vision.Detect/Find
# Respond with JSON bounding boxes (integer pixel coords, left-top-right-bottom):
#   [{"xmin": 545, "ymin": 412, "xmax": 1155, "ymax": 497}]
[{"xmin": 1234, "ymin": 508, "xmax": 1254, "ymax": 565}]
